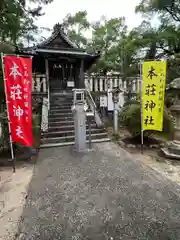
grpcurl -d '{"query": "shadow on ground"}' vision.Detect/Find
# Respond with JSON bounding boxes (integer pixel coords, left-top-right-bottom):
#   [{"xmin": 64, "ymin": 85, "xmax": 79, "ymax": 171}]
[{"xmin": 14, "ymin": 142, "xmax": 180, "ymax": 240}]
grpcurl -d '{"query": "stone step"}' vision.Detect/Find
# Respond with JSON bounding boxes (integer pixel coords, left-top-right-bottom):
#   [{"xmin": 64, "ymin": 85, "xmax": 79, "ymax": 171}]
[
  {"xmin": 50, "ymin": 90, "xmax": 73, "ymax": 95},
  {"xmin": 41, "ymin": 133, "xmax": 108, "ymax": 145},
  {"xmin": 50, "ymin": 101, "xmax": 73, "ymax": 105},
  {"xmin": 50, "ymin": 108, "xmax": 72, "ymax": 112},
  {"xmin": 40, "ymin": 138, "xmax": 111, "ymax": 148},
  {"xmin": 48, "ymin": 120, "xmax": 96, "ymax": 127},
  {"xmin": 51, "ymin": 97, "xmax": 73, "ymax": 100},
  {"xmin": 50, "ymin": 95, "xmax": 72, "ymax": 98},
  {"xmin": 50, "ymin": 101, "xmax": 72, "ymax": 104},
  {"xmin": 50, "ymin": 104, "xmax": 73, "ymax": 109},
  {"xmin": 42, "ymin": 128, "xmax": 105, "ymax": 138},
  {"xmin": 48, "ymin": 120, "xmax": 74, "ymax": 127},
  {"xmin": 48, "ymin": 117, "xmax": 73, "ymax": 122},
  {"xmin": 48, "ymin": 123, "xmax": 97, "ymax": 132},
  {"xmin": 167, "ymin": 141, "xmax": 180, "ymax": 155},
  {"xmin": 49, "ymin": 109, "xmax": 71, "ymax": 113},
  {"xmin": 50, "ymin": 96, "xmax": 73, "ymax": 100},
  {"xmin": 49, "ymin": 112, "xmax": 73, "ymax": 118}
]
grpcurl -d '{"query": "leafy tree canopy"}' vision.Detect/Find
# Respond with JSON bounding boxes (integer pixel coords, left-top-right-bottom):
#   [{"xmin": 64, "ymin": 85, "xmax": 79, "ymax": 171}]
[{"xmin": 0, "ymin": 0, "xmax": 53, "ymax": 45}]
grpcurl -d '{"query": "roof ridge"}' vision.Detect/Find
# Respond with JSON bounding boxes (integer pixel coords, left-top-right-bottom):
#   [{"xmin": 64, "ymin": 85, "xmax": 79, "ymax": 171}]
[{"xmin": 36, "ymin": 27, "xmax": 79, "ymax": 50}]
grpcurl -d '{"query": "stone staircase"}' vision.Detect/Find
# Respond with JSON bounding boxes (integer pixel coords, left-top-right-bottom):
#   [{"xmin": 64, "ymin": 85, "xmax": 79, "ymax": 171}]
[{"xmin": 40, "ymin": 92, "xmax": 110, "ymax": 148}]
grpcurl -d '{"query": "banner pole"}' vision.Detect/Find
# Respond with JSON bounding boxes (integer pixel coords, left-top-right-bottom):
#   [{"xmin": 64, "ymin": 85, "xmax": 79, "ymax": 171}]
[
  {"xmin": 1, "ymin": 53, "xmax": 16, "ymax": 172},
  {"xmin": 140, "ymin": 61, "xmax": 144, "ymax": 154}
]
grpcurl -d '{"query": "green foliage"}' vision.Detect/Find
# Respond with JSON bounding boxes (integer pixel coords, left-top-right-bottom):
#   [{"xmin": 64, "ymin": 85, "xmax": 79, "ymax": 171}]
[
  {"xmin": 0, "ymin": 0, "xmax": 53, "ymax": 45},
  {"xmin": 0, "ymin": 42, "xmax": 15, "ymax": 105},
  {"xmin": 134, "ymin": 0, "xmax": 180, "ymax": 84},
  {"xmin": 135, "ymin": 0, "xmax": 179, "ymax": 21},
  {"xmin": 119, "ymin": 103, "xmax": 174, "ymax": 138},
  {"xmin": 88, "ymin": 17, "xmax": 128, "ymax": 74},
  {"xmin": 61, "ymin": 11, "xmax": 90, "ymax": 48}
]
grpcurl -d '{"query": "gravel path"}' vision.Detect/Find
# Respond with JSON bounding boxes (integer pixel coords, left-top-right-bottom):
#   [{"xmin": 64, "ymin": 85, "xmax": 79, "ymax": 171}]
[{"xmin": 15, "ymin": 142, "xmax": 180, "ymax": 240}]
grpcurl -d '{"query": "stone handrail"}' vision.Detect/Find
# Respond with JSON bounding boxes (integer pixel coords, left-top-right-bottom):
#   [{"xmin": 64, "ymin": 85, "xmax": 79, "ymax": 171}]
[{"xmin": 85, "ymin": 82, "xmax": 103, "ymax": 127}]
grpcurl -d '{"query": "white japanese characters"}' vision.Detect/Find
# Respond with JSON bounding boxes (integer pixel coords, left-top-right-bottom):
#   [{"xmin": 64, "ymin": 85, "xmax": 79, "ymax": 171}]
[
  {"xmin": 16, "ymin": 126, "xmax": 23, "ymax": 139},
  {"xmin": 4, "ymin": 56, "xmax": 33, "ymax": 145},
  {"xmin": 24, "ymin": 64, "xmax": 29, "ymax": 77},
  {"xmin": 9, "ymin": 62, "xmax": 22, "ymax": 80},
  {"xmin": 24, "ymin": 79, "xmax": 30, "ymax": 85},
  {"xmin": 13, "ymin": 105, "xmax": 24, "ymax": 121},
  {"xmin": 23, "ymin": 64, "xmax": 30, "ymax": 123},
  {"xmin": 24, "ymin": 102, "xmax": 28, "ymax": 108},
  {"xmin": 10, "ymin": 84, "xmax": 22, "ymax": 100},
  {"xmin": 24, "ymin": 93, "xmax": 28, "ymax": 100}
]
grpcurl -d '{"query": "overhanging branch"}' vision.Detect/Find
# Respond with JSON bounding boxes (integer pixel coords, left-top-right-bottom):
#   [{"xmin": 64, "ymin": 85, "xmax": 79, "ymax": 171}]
[{"xmin": 164, "ymin": 6, "xmax": 180, "ymax": 22}]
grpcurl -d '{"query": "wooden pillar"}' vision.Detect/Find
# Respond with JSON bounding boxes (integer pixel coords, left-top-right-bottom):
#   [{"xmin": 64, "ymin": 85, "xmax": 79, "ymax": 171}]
[
  {"xmin": 45, "ymin": 59, "xmax": 50, "ymax": 110},
  {"xmin": 79, "ymin": 59, "xmax": 85, "ymax": 88},
  {"xmin": 74, "ymin": 66, "xmax": 79, "ymax": 88}
]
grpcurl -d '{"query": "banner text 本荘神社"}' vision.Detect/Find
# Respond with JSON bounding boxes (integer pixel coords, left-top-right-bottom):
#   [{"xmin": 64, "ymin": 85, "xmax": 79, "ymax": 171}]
[
  {"xmin": 4, "ymin": 56, "xmax": 33, "ymax": 146},
  {"xmin": 142, "ymin": 61, "xmax": 167, "ymax": 131}
]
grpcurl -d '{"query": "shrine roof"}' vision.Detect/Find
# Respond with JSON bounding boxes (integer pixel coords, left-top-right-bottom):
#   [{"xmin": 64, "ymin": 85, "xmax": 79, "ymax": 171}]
[
  {"xmin": 37, "ymin": 26, "xmax": 79, "ymax": 49},
  {"xmin": 17, "ymin": 24, "xmax": 99, "ymax": 58}
]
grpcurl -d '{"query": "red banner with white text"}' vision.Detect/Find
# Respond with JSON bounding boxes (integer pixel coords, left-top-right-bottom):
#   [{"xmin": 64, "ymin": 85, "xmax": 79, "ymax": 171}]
[{"xmin": 3, "ymin": 56, "xmax": 33, "ymax": 146}]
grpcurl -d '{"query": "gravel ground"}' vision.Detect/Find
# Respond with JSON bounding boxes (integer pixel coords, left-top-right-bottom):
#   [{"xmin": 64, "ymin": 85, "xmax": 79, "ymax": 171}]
[{"xmin": 14, "ymin": 142, "xmax": 180, "ymax": 240}]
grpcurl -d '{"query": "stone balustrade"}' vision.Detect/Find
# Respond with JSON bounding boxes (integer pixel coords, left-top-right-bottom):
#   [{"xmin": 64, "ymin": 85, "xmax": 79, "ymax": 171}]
[
  {"xmin": 32, "ymin": 74, "xmax": 47, "ymax": 93},
  {"xmin": 32, "ymin": 73, "xmax": 140, "ymax": 94},
  {"xmin": 85, "ymin": 74, "xmax": 140, "ymax": 93}
]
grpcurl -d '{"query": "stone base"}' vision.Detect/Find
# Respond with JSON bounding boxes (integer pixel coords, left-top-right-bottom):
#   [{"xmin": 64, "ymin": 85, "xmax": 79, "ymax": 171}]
[
  {"xmin": 161, "ymin": 141, "xmax": 180, "ymax": 159},
  {"xmin": 161, "ymin": 148, "xmax": 180, "ymax": 160},
  {"xmin": 167, "ymin": 141, "xmax": 180, "ymax": 155},
  {"xmin": 86, "ymin": 148, "xmax": 95, "ymax": 152},
  {"xmin": 73, "ymin": 147, "xmax": 95, "ymax": 153}
]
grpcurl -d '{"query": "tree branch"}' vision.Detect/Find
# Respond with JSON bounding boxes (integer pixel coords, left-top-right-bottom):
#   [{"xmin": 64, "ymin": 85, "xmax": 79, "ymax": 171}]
[{"xmin": 164, "ymin": 6, "xmax": 180, "ymax": 22}]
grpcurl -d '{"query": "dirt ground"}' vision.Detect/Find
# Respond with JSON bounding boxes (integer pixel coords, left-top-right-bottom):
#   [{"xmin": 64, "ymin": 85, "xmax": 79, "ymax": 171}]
[
  {"xmin": 132, "ymin": 148, "xmax": 180, "ymax": 185},
  {"xmin": 108, "ymin": 126, "xmax": 180, "ymax": 186},
  {"xmin": 116, "ymin": 127, "xmax": 180, "ymax": 186},
  {"xmin": 0, "ymin": 163, "xmax": 34, "ymax": 240}
]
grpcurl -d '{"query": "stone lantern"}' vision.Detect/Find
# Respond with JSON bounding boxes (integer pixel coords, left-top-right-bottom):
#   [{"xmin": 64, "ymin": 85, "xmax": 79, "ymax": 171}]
[{"xmin": 162, "ymin": 78, "xmax": 180, "ymax": 159}]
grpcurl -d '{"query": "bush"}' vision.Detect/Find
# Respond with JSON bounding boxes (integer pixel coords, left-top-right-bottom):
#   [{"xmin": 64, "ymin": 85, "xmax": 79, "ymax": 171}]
[{"xmin": 119, "ymin": 103, "xmax": 175, "ymax": 139}]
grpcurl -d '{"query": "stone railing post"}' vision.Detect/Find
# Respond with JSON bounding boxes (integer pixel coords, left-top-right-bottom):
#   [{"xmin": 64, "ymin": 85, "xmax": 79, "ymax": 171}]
[
  {"xmin": 95, "ymin": 76, "xmax": 98, "ymax": 92},
  {"xmin": 123, "ymin": 80, "xmax": 127, "ymax": 91},
  {"xmin": 32, "ymin": 74, "xmax": 35, "ymax": 92},
  {"xmin": 36, "ymin": 75, "xmax": 41, "ymax": 92},
  {"xmin": 83, "ymin": 74, "xmax": 140, "ymax": 94},
  {"xmin": 42, "ymin": 75, "xmax": 47, "ymax": 93},
  {"xmin": 99, "ymin": 76, "xmax": 103, "ymax": 92},
  {"xmin": 132, "ymin": 79, "xmax": 136, "ymax": 92},
  {"xmin": 32, "ymin": 74, "xmax": 47, "ymax": 93}
]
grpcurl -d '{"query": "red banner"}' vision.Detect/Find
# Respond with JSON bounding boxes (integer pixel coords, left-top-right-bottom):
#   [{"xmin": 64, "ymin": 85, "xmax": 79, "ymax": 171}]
[{"xmin": 3, "ymin": 56, "xmax": 33, "ymax": 146}]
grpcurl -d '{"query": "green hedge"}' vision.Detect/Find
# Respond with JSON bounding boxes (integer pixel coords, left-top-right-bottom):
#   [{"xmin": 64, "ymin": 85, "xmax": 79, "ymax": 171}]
[{"xmin": 119, "ymin": 103, "xmax": 175, "ymax": 139}]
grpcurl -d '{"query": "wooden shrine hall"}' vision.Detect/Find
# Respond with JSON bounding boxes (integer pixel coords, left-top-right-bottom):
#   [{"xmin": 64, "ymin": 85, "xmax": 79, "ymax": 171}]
[
  {"xmin": 16, "ymin": 24, "xmax": 100, "ymax": 93},
  {"xmin": 16, "ymin": 24, "xmax": 110, "ymax": 147}
]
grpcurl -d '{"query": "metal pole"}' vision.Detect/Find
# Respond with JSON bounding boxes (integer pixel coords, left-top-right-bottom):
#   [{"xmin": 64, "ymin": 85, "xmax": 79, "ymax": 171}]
[
  {"xmin": 88, "ymin": 120, "xmax": 92, "ymax": 149},
  {"xmin": 1, "ymin": 53, "xmax": 15, "ymax": 172},
  {"xmin": 114, "ymin": 101, "xmax": 118, "ymax": 135},
  {"xmin": 140, "ymin": 61, "xmax": 144, "ymax": 154}
]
